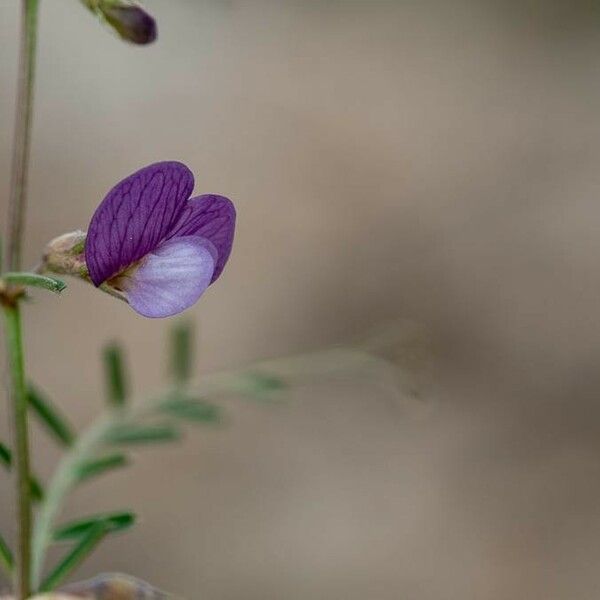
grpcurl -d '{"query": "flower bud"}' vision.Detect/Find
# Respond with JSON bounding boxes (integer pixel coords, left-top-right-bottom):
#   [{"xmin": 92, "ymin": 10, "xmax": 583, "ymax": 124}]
[
  {"xmin": 41, "ymin": 230, "xmax": 88, "ymax": 279},
  {"xmin": 41, "ymin": 231, "xmax": 128, "ymax": 304},
  {"xmin": 83, "ymin": 0, "xmax": 157, "ymax": 45}
]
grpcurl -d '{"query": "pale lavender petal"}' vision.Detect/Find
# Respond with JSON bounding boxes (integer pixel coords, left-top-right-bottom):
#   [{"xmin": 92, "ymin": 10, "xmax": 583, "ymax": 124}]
[
  {"xmin": 115, "ymin": 237, "xmax": 215, "ymax": 318},
  {"xmin": 86, "ymin": 161, "xmax": 194, "ymax": 286},
  {"xmin": 166, "ymin": 194, "xmax": 236, "ymax": 282}
]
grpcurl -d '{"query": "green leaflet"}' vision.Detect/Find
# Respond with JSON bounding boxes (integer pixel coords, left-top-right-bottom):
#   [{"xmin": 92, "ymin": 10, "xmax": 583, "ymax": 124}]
[
  {"xmin": 0, "ymin": 440, "xmax": 10, "ymax": 468},
  {"xmin": 75, "ymin": 452, "xmax": 128, "ymax": 482},
  {"xmin": 244, "ymin": 371, "xmax": 286, "ymax": 393},
  {"xmin": 28, "ymin": 384, "xmax": 75, "ymax": 447},
  {"xmin": 170, "ymin": 320, "xmax": 194, "ymax": 384},
  {"xmin": 0, "ymin": 532, "xmax": 13, "ymax": 576},
  {"xmin": 104, "ymin": 423, "xmax": 180, "ymax": 445},
  {"xmin": 40, "ymin": 521, "xmax": 107, "ymax": 592},
  {"xmin": 158, "ymin": 394, "xmax": 221, "ymax": 423},
  {"xmin": 0, "ymin": 440, "xmax": 44, "ymax": 501},
  {"xmin": 2, "ymin": 271, "xmax": 66, "ymax": 294},
  {"xmin": 53, "ymin": 511, "xmax": 135, "ymax": 541},
  {"xmin": 103, "ymin": 342, "xmax": 128, "ymax": 406}
]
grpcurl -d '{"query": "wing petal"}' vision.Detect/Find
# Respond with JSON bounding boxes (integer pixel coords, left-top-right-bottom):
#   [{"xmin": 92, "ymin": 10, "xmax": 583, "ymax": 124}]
[{"xmin": 167, "ymin": 194, "xmax": 236, "ymax": 282}]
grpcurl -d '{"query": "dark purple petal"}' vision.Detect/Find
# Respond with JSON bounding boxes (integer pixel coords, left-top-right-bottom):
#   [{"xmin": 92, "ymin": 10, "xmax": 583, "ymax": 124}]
[
  {"xmin": 86, "ymin": 161, "xmax": 194, "ymax": 286},
  {"xmin": 114, "ymin": 236, "xmax": 216, "ymax": 318},
  {"xmin": 166, "ymin": 194, "xmax": 236, "ymax": 282}
]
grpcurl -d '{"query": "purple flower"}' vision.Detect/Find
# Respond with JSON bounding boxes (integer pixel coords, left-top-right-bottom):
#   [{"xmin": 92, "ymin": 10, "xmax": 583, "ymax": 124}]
[
  {"xmin": 101, "ymin": 1, "xmax": 157, "ymax": 45},
  {"xmin": 85, "ymin": 161, "xmax": 235, "ymax": 318}
]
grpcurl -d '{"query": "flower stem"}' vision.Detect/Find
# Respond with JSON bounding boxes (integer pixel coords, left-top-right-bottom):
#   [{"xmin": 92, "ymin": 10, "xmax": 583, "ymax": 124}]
[
  {"xmin": 6, "ymin": 0, "xmax": 40, "ymax": 273},
  {"xmin": 2, "ymin": 304, "xmax": 31, "ymax": 599},
  {"xmin": 3, "ymin": 1, "xmax": 40, "ymax": 598}
]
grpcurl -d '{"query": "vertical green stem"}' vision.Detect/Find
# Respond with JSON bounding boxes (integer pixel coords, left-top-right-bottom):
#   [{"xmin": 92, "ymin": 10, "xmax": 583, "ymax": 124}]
[
  {"xmin": 4, "ymin": 1, "xmax": 40, "ymax": 598},
  {"xmin": 2, "ymin": 304, "xmax": 31, "ymax": 599},
  {"xmin": 7, "ymin": 0, "xmax": 40, "ymax": 273}
]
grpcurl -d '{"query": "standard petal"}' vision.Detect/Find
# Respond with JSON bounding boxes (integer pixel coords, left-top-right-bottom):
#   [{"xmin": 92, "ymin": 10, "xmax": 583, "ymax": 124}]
[
  {"xmin": 113, "ymin": 236, "xmax": 215, "ymax": 318},
  {"xmin": 86, "ymin": 161, "xmax": 194, "ymax": 286},
  {"xmin": 166, "ymin": 194, "xmax": 235, "ymax": 282}
]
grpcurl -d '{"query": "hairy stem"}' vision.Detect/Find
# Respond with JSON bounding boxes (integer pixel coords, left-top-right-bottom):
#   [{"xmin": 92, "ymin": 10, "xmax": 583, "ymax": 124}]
[{"xmin": 2, "ymin": 304, "xmax": 31, "ymax": 599}]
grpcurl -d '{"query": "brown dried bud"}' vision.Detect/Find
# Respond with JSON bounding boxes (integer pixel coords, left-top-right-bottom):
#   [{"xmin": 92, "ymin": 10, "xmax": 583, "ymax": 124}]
[{"xmin": 42, "ymin": 230, "xmax": 88, "ymax": 279}]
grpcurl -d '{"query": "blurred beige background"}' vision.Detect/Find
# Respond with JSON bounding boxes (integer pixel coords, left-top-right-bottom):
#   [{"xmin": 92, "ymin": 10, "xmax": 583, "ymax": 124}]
[{"xmin": 3, "ymin": 0, "xmax": 600, "ymax": 598}]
